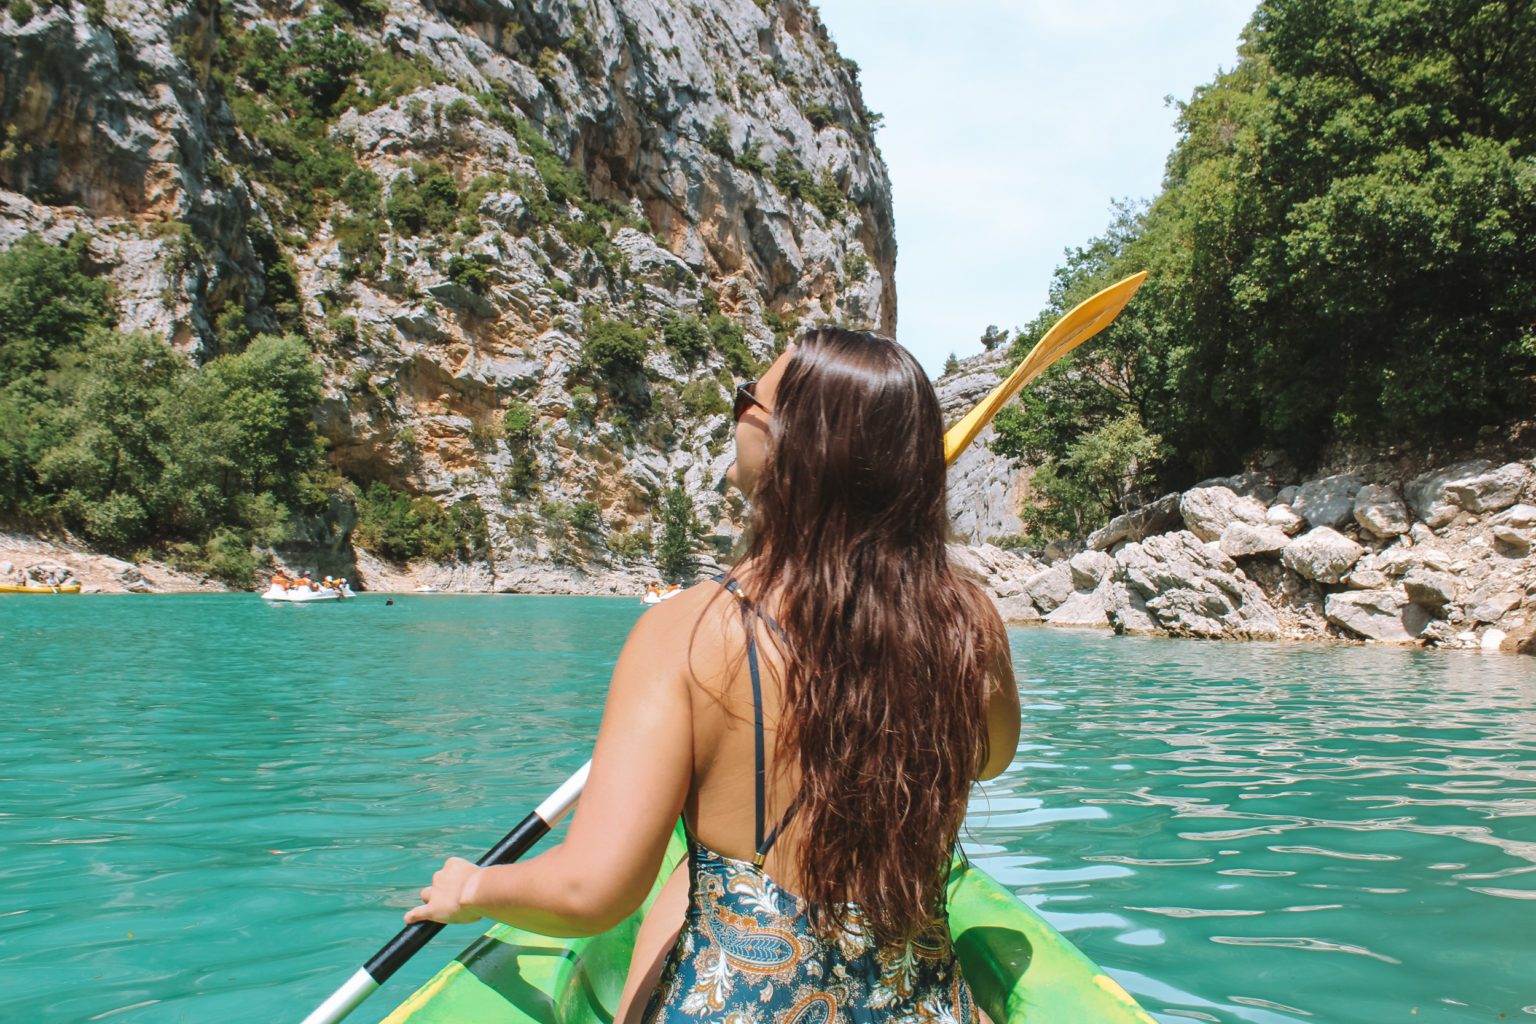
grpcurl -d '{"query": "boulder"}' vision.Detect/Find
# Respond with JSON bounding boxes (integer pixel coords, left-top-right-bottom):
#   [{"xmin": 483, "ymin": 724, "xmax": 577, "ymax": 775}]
[
  {"xmin": 1352, "ymin": 483, "xmax": 1410, "ymax": 537},
  {"xmin": 1469, "ymin": 591, "xmax": 1521, "ymax": 624},
  {"xmin": 1501, "ymin": 620, "xmax": 1536, "ymax": 656},
  {"xmin": 1194, "ymin": 471, "xmax": 1276, "ymax": 503},
  {"xmin": 952, "ymin": 543, "xmax": 1050, "ymax": 626},
  {"xmin": 1041, "ymin": 539, "xmax": 1083, "ymax": 564},
  {"xmin": 1179, "ymin": 486, "xmax": 1267, "ymax": 543},
  {"xmin": 1490, "ymin": 503, "xmax": 1536, "ymax": 529},
  {"xmin": 1085, "ymin": 493, "xmax": 1181, "ymax": 551},
  {"xmin": 1293, "ymin": 473, "xmax": 1364, "ymax": 529},
  {"xmin": 1402, "ymin": 568, "xmax": 1458, "ymax": 608},
  {"xmin": 1069, "ymin": 550, "xmax": 1114, "ymax": 590},
  {"xmin": 1274, "ymin": 485, "xmax": 1300, "ymax": 506},
  {"xmin": 1045, "ymin": 582, "xmax": 1112, "ymax": 628},
  {"xmin": 1376, "ymin": 543, "xmax": 1452, "ymax": 576},
  {"xmin": 995, "ymin": 594, "xmax": 1043, "ymax": 625},
  {"xmin": 1022, "ymin": 563, "xmax": 1074, "ymax": 614},
  {"xmin": 1482, "ymin": 628, "xmax": 1509, "ymax": 652},
  {"xmin": 1344, "ymin": 566, "xmax": 1390, "ymax": 590},
  {"xmin": 1218, "ymin": 522, "xmax": 1291, "ymax": 559},
  {"xmin": 1325, "ymin": 590, "xmax": 1431, "ymax": 643},
  {"xmin": 1037, "ymin": 551, "xmax": 1117, "ymax": 628},
  {"xmin": 1266, "ymin": 504, "xmax": 1305, "ymax": 536},
  {"xmin": 1406, "ymin": 459, "xmax": 1494, "ymax": 526},
  {"xmin": 1492, "ymin": 526, "xmax": 1532, "ymax": 555},
  {"xmin": 1281, "ymin": 527, "xmax": 1366, "ymax": 584},
  {"xmin": 1110, "ymin": 531, "xmax": 1282, "ymax": 639},
  {"xmin": 1444, "ymin": 462, "xmax": 1531, "ymax": 515},
  {"xmin": 1105, "ymin": 578, "xmax": 1158, "ymax": 634}
]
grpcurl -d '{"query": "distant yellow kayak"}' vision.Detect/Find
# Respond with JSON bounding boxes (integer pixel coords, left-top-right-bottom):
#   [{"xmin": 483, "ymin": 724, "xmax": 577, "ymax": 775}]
[{"xmin": 0, "ymin": 582, "xmax": 82, "ymax": 594}]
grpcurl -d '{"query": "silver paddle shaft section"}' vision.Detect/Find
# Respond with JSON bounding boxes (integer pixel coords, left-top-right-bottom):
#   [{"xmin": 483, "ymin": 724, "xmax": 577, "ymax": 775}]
[
  {"xmin": 300, "ymin": 969, "xmax": 378, "ymax": 1024},
  {"xmin": 535, "ymin": 759, "xmax": 590, "ymax": 822},
  {"xmin": 298, "ymin": 760, "xmax": 592, "ymax": 1024}
]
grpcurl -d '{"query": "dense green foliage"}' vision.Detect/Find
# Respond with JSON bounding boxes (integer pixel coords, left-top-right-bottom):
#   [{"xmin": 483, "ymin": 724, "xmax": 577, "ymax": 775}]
[
  {"xmin": 386, "ymin": 162, "xmax": 460, "ymax": 236},
  {"xmin": 0, "ymin": 235, "xmax": 325, "ymax": 582},
  {"xmin": 993, "ymin": 0, "xmax": 1536, "ymax": 542},
  {"xmin": 576, "ymin": 310, "xmax": 652, "ymax": 414},
  {"xmin": 772, "ymin": 151, "xmax": 848, "ymax": 220},
  {"xmin": 501, "ymin": 400, "xmax": 540, "ymax": 495},
  {"xmin": 352, "ymin": 482, "xmax": 488, "ymax": 562},
  {"xmin": 661, "ymin": 311, "xmax": 759, "ymax": 377},
  {"xmin": 214, "ymin": 5, "xmax": 432, "ymax": 231},
  {"xmin": 655, "ymin": 483, "xmax": 701, "ymax": 584}
]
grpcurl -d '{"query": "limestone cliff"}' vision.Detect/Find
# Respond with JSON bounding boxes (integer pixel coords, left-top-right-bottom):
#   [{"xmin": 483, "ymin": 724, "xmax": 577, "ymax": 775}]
[
  {"xmin": 0, "ymin": 0, "xmax": 894, "ymax": 591},
  {"xmin": 936, "ymin": 345, "xmax": 1024, "ymax": 544}
]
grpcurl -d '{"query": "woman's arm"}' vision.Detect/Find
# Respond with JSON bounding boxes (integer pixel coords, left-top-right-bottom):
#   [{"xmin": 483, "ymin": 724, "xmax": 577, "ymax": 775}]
[
  {"xmin": 406, "ymin": 595, "xmax": 697, "ymax": 936},
  {"xmin": 976, "ymin": 605, "xmax": 1020, "ymax": 781}
]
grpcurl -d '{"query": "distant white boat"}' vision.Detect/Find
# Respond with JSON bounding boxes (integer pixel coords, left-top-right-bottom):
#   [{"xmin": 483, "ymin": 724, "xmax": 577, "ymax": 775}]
[
  {"xmin": 415, "ymin": 586, "xmax": 440, "ymax": 594},
  {"xmin": 262, "ymin": 583, "xmax": 355, "ymax": 603},
  {"xmin": 641, "ymin": 587, "xmax": 683, "ymax": 605}
]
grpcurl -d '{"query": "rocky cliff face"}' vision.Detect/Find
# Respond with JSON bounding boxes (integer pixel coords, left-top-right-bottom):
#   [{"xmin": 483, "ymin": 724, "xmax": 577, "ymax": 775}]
[
  {"xmin": 935, "ymin": 344, "xmax": 1024, "ymax": 544},
  {"xmin": 0, "ymin": 0, "xmax": 893, "ymax": 590}
]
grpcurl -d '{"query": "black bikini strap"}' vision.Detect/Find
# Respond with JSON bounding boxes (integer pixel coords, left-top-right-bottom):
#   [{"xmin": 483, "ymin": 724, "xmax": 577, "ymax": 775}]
[
  {"xmin": 711, "ymin": 572, "xmax": 796, "ymax": 865},
  {"xmin": 757, "ymin": 792, "xmax": 803, "ymax": 861}
]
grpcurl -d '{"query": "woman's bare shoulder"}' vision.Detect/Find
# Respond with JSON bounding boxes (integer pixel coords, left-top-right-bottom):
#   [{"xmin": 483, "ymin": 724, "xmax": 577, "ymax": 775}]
[{"xmin": 633, "ymin": 578, "xmax": 742, "ymax": 682}]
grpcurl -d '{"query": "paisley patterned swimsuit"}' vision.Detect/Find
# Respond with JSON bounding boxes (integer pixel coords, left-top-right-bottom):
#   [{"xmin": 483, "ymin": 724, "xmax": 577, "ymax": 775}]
[{"xmin": 641, "ymin": 574, "xmax": 980, "ymax": 1024}]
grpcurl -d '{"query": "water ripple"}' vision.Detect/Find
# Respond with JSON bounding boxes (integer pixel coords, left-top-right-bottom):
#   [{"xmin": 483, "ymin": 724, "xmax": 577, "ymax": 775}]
[
  {"xmin": 967, "ymin": 630, "xmax": 1536, "ymax": 1024},
  {"xmin": 3, "ymin": 599, "xmax": 1534, "ymax": 1024}
]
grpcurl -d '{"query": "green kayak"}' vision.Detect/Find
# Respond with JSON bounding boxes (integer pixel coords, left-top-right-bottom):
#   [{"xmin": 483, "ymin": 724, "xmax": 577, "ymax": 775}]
[{"xmin": 382, "ymin": 823, "xmax": 1153, "ymax": 1024}]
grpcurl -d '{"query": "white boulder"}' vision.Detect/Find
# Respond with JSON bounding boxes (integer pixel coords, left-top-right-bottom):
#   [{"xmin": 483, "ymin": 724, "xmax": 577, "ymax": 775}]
[
  {"xmin": 1281, "ymin": 527, "xmax": 1366, "ymax": 584},
  {"xmin": 1325, "ymin": 590, "xmax": 1431, "ymax": 643},
  {"xmin": 1352, "ymin": 483, "xmax": 1410, "ymax": 537},
  {"xmin": 1179, "ymin": 486, "xmax": 1268, "ymax": 543}
]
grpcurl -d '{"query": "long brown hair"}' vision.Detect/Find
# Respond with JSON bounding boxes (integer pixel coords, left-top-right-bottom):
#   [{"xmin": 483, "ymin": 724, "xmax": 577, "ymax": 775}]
[{"xmin": 731, "ymin": 326, "xmax": 1005, "ymax": 944}]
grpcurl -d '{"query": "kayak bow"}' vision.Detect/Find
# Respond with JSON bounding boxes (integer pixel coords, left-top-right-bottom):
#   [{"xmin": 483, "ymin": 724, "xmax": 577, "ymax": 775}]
[{"xmin": 383, "ymin": 824, "xmax": 1156, "ymax": 1024}]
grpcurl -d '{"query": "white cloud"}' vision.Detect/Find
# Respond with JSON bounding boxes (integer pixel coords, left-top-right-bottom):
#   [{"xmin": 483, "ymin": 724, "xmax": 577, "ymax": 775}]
[{"xmin": 812, "ymin": 0, "xmax": 1254, "ymax": 373}]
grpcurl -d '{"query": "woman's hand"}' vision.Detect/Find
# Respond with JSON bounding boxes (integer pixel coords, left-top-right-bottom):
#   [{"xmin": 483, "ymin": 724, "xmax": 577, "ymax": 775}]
[{"xmin": 404, "ymin": 856, "xmax": 484, "ymax": 926}]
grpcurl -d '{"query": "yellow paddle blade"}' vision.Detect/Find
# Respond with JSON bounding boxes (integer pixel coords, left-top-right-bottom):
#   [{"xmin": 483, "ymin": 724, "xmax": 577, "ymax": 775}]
[{"xmin": 942, "ymin": 271, "xmax": 1148, "ymax": 466}]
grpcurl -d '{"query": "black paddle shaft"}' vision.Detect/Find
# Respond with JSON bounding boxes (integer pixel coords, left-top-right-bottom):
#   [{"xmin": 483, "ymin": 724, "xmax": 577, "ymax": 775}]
[{"xmin": 362, "ymin": 810, "xmax": 551, "ymax": 983}]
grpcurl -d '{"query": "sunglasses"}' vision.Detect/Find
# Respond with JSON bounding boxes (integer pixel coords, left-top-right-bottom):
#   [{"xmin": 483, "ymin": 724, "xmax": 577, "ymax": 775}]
[{"xmin": 733, "ymin": 380, "xmax": 770, "ymax": 422}]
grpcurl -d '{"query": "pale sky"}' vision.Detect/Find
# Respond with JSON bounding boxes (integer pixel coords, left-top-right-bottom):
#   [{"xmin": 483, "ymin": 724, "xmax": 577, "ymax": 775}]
[{"xmin": 813, "ymin": 1, "xmax": 1256, "ymax": 375}]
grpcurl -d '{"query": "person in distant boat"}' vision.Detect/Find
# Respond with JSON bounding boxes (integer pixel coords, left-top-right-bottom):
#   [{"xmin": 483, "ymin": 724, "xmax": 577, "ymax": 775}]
[
  {"xmin": 272, "ymin": 571, "xmax": 293, "ymax": 591},
  {"xmin": 406, "ymin": 327, "xmax": 1020, "ymax": 1024}
]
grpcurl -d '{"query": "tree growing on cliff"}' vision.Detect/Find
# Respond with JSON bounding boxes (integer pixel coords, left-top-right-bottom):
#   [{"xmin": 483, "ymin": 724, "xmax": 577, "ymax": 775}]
[{"xmin": 655, "ymin": 483, "xmax": 701, "ymax": 584}]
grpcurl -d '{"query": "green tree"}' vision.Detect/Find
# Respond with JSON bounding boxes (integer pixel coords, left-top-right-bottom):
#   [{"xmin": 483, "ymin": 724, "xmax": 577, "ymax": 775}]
[
  {"xmin": 994, "ymin": 0, "xmax": 1536, "ymax": 537},
  {"xmin": 655, "ymin": 483, "xmax": 700, "ymax": 584},
  {"xmin": 0, "ymin": 234, "xmax": 326, "ymax": 584}
]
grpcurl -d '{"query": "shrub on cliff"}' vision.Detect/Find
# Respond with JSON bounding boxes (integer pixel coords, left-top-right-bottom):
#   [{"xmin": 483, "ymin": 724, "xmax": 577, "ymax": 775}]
[
  {"xmin": 387, "ymin": 162, "xmax": 460, "ymax": 236},
  {"xmin": 994, "ymin": 0, "xmax": 1536, "ymax": 540},
  {"xmin": 575, "ymin": 311, "xmax": 652, "ymax": 416},
  {"xmin": 501, "ymin": 400, "xmax": 540, "ymax": 494}
]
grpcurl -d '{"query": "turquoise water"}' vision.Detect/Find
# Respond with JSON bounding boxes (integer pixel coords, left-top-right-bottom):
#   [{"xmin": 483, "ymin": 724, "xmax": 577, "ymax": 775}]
[{"xmin": 3, "ymin": 596, "xmax": 1534, "ymax": 1023}]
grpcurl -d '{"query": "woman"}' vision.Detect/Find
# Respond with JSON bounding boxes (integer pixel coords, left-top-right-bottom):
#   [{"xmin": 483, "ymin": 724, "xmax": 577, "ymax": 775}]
[{"xmin": 407, "ymin": 327, "xmax": 1021, "ymax": 1024}]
